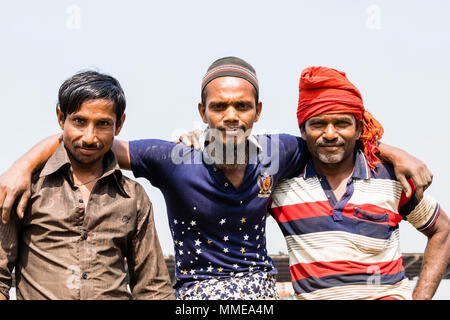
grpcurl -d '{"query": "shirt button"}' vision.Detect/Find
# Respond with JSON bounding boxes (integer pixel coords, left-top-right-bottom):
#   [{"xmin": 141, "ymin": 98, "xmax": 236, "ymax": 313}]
[
  {"xmin": 82, "ymin": 273, "xmax": 87, "ymax": 279},
  {"xmin": 240, "ymin": 201, "xmax": 243, "ymax": 204},
  {"xmin": 81, "ymin": 232, "xmax": 88, "ymax": 240},
  {"xmin": 213, "ymin": 167, "xmax": 218, "ymax": 172},
  {"xmin": 224, "ymin": 182, "xmax": 229, "ymax": 187},
  {"xmin": 78, "ymin": 199, "xmax": 83, "ymax": 203}
]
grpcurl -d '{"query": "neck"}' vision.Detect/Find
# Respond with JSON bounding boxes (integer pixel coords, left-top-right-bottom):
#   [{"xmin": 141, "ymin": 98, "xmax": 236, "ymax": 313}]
[
  {"xmin": 208, "ymin": 140, "xmax": 250, "ymax": 172},
  {"xmin": 69, "ymin": 156, "xmax": 104, "ymax": 182}
]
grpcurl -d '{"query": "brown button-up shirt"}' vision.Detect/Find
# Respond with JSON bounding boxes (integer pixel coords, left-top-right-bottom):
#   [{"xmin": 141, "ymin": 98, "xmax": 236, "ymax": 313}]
[{"xmin": 0, "ymin": 142, "xmax": 174, "ymax": 300}]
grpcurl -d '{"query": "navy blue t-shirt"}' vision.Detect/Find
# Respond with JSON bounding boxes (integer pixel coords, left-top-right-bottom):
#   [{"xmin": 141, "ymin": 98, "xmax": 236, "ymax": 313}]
[{"xmin": 129, "ymin": 134, "xmax": 307, "ymax": 292}]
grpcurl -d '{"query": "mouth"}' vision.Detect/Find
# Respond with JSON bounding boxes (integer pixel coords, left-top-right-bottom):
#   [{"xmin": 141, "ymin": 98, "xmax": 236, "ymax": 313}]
[
  {"xmin": 76, "ymin": 147, "xmax": 101, "ymax": 155},
  {"xmin": 317, "ymin": 145, "xmax": 344, "ymax": 152},
  {"xmin": 219, "ymin": 127, "xmax": 246, "ymax": 136}
]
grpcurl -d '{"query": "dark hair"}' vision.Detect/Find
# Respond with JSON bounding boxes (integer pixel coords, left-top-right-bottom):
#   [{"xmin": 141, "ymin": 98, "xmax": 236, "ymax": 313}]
[{"xmin": 57, "ymin": 70, "xmax": 126, "ymax": 121}]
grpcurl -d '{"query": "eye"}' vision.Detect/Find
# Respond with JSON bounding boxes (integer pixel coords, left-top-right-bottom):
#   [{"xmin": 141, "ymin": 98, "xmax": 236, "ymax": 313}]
[
  {"xmin": 335, "ymin": 121, "xmax": 352, "ymax": 129},
  {"xmin": 73, "ymin": 117, "xmax": 85, "ymax": 125},
  {"xmin": 236, "ymin": 102, "xmax": 251, "ymax": 111},
  {"xmin": 209, "ymin": 103, "xmax": 226, "ymax": 111}
]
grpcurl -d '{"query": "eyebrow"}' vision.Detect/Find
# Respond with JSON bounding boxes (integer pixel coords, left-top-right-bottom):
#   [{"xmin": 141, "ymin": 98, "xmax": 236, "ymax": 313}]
[
  {"xmin": 208, "ymin": 100, "xmax": 253, "ymax": 108},
  {"xmin": 310, "ymin": 116, "xmax": 354, "ymax": 123}
]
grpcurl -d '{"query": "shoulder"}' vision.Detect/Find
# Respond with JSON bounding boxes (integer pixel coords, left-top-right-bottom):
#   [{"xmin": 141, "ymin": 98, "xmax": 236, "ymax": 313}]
[
  {"xmin": 120, "ymin": 174, "xmax": 151, "ymax": 204},
  {"xmin": 370, "ymin": 162, "xmax": 397, "ymax": 181},
  {"xmin": 129, "ymin": 139, "xmax": 176, "ymax": 155},
  {"xmin": 255, "ymin": 133, "xmax": 304, "ymax": 151}
]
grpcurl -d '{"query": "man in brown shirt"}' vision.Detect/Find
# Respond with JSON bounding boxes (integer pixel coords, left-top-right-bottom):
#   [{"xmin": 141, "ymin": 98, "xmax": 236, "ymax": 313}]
[{"xmin": 0, "ymin": 71, "xmax": 174, "ymax": 300}]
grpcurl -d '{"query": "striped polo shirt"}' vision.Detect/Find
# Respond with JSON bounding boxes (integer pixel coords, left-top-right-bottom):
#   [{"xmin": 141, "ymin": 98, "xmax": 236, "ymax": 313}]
[{"xmin": 270, "ymin": 150, "xmax": 440, "ymax": 300}]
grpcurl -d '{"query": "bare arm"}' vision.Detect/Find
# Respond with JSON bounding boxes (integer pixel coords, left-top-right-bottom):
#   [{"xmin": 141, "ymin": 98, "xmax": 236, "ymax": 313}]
[
  {"xmin": 0, "ymin": 134, "xmax": 62, "ymax": 223},
  {"xmin": 412, "ymin": 208, "xmax": 450, "ymax": 300},
  {"xmin": 112, "ymin": 139, "xmax": 131, "ymax": 171},
  {"xmin": 377, "ymin": 142, "xmax": 433, "ymax": 200}
]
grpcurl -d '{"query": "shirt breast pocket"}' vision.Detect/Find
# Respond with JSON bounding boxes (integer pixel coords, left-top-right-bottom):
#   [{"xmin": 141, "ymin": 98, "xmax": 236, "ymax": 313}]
[{"xmin": 354, "ymin": 207, "xmax": 388, "ymax": 223}]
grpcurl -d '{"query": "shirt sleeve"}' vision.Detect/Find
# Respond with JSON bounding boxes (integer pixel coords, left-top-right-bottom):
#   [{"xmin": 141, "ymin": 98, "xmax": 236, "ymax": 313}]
[
  {"xmin": 127, "ymin": 183, "xmax": 175, "ymax": 300},
  {"xmin": 0, "ymin": 214, "xmax": 19, "ymax": 299},
  {"xmin": 398, "ymin": 179, "xmax": 440, "ymax": 232},
  {"xmin": 129, "ymin": 139, "xmax": 180, "ymax": 189},
  {"xmin": 276, "ymin": 134, "xmax": 309, "ymax": 179}
]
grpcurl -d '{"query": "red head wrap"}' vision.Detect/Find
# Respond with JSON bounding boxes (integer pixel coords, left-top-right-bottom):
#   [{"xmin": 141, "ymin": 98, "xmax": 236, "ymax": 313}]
[{"xmin": 297, "ymin": 66, "xmax": 384, "ymax": 169}]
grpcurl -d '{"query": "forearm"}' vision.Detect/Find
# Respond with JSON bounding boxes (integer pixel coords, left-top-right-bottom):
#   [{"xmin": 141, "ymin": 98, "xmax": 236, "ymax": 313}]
[
  {"xmin": 376, "ymin": 142, "xmax": 404, "ymax": 163},
  {"xmin": 112, "ymin": 139, "xmax": 131, "ymax": 171},
  {"xmin": 413, "ymin": 210, "xmax": 450, "ymax": 299},
  {"xmin": 13, "ymin": 134, "xmax": 62, "ymax": 173}
]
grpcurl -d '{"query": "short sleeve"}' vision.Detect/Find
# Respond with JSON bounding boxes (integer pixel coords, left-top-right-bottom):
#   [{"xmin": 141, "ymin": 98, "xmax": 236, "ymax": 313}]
[
  {"xmin": 277, "ymin": 134, "xmax": 309, "ymax": 179},
  {"xmin": 405, "ymin": 195, "xmax": 440, "ymax": 232},
  {"xmin": 129, "ymin": 139, "xmax": 178, "ymax": 189},
  {"xmin": 398, "ymin": 179, "xmax": 440, "ymax": 232}
]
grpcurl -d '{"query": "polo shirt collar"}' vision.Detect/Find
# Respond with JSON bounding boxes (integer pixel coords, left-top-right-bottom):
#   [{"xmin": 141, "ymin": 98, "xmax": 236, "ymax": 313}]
[
  {"xmin": 40, "ymin": 142, "xmax": 129, "ymax": 197},
  {"xmin": 302, "ymin": 149, "xmax": 371, "ymax": 180}
]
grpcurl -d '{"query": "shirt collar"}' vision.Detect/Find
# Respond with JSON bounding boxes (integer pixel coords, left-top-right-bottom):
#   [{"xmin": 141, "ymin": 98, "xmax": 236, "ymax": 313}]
[
  {"xmin": 199, "ymin": 130, "xmax": 263, "ymax": 152},
  {"xmin": 40, "ymin": 142, "xmax": 129, "ymax": 197},
  {"xmin": 302, "ymin": 149, "xmax": 371, "ymax": 180}
]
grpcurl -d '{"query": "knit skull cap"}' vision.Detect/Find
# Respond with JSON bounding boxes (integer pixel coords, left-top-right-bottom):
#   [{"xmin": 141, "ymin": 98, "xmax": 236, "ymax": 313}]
[{"xmin": 201, "ymin": 56, "xmax": 259, "ymax": 102}]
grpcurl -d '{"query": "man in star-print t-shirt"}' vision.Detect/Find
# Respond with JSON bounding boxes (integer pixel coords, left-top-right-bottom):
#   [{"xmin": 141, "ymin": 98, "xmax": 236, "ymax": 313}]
[{"xmin": 129, "ymin": 132, "xmax": 306, "ymax": 298}]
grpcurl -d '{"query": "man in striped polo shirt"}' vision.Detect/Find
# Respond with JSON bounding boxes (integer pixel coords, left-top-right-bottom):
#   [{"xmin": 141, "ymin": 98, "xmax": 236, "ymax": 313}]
[{"xmin": 271, "ymin": 66, "xmax": 449, "ymax": 300}]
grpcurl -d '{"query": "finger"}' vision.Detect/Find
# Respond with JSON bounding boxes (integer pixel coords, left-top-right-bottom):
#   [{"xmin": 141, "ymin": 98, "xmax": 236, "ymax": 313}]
[
  {"xmin": 194, "ymin": 130, "xmax": 203, "ymax": 150},
  {"xmin": 0, "ymin": 190, "xmax": 6, "ymax": 224},
  {"xmin": 17, "ymin": 190, "xmax": 30, "ymax": 219},
  {"xmin": 411, "ymin": 174, "xmax": 425, "ymax": 201},
  {"xmin": 423, "ymin": 169, "xmax": 433, "ymax": 191},
  {"xmin": 181, "ymin": 135, "xmax": 193, "ymax": 147},
  {"xmin": 414, "ymin": 185, "xmax": 424, "ymax": 201},
  {"xmin": 397, "ymin": 174, "xmax": 412, "ymax": 199},
  {"xmin": 194, "ymin": 130, "xmax": 202, "ymax": 140},
  {"xmin": 192, "ymin": 136, "xmax": 201, "ymax": 150},
  {"xmin": 1, "ymin": 193, "xmax": 15, "ymax": 224}
]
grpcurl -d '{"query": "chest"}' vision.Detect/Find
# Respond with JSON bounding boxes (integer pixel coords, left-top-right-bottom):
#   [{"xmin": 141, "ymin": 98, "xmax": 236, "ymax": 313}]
[{"xmin": 25, "ymin": 178, "xmax": 137, "ymax": 240}]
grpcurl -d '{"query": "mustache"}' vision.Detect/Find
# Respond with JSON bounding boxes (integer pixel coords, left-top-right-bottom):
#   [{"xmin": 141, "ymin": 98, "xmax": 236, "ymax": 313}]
[
  {"xmin": 217, "ymin": 125, "xmax": 247, "ymax": 132},
  {"xmin": 315, "ymin": 141, "xmax": 345, "ymax": 147},
  {"xmin": 73, "ymin": 141, "xmax": 104, "ymax": 150}
]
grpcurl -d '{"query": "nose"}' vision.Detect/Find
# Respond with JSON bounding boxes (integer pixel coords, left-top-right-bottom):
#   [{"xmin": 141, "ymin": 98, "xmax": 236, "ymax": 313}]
[
  {"xmin": 323, "ymin": 123, "xmax": 338, "ymax": 141},
  {"xmin": 82, "ymin": 124, "xmax": 98, "ymax": 145},
  {"xmin": 223, "ymin": 106, "xmax": 239, "ymax": 123}
]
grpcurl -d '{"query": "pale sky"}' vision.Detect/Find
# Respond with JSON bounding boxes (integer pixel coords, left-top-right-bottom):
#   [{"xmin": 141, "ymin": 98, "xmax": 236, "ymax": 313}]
[{"xmin": 1, "ymin": 0, "xmax": 449, "ymax": 256}]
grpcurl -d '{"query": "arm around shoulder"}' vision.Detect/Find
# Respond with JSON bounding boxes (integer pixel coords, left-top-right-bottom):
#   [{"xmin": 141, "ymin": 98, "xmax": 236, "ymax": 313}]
[{"xmin": 0, "ymin": 134, "xmax": 62, "ymax": 224}]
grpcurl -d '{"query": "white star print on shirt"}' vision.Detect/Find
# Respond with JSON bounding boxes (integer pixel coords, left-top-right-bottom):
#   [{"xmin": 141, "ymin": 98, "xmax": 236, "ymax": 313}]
[
  {"xmin": 194, "ymin": 239, "xmax": 202, "ymax": 246},
  {"xmin": 219, "ymin": 218, "xmax": 226, "ymax": 225}
]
